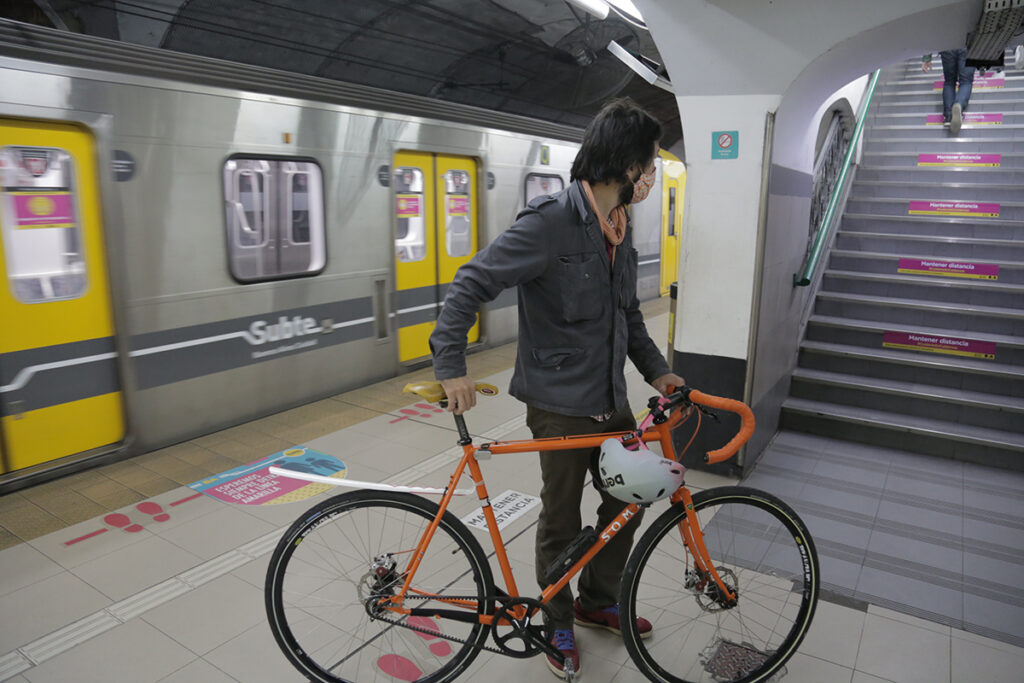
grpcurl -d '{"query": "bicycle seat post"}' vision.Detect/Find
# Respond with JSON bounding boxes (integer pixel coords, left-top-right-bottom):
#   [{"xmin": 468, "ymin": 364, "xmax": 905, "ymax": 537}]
[{"xmin": 440, "ymin": 399, "xmax": 473, "ymax": 446}]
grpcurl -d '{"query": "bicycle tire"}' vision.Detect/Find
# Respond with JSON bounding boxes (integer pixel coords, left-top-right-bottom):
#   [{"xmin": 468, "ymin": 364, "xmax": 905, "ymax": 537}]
[
  {"xmin": 620, "ymin": 486, "xmax": 819, "ymax": 683},
  {"xmin": 265, "ymin": 489, "xmax": 495, "ymax": 683}
]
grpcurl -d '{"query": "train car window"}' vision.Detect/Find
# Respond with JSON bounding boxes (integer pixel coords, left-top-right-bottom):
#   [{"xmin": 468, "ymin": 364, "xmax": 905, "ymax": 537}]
[
  {"xmin": 524, "ymin": 173, "xmax": 564, "ymax": 205},
  {"xmin": 443, "ymin": 169, "xmax": 472, "ymax": 258},
  {"xmin": 394, "ymin": 166, "xmax": 426, "ymax": 262},
  {"xmin": 223, "ymin": 156, "xmax": 325, "ymax": 283},
  {"xmin": 0, "ymin": 146, "xmax": 87, "ymax": 303},
  {"xmin": 668, "ymin": 186, "xmax": 676, "ymax": 236}
]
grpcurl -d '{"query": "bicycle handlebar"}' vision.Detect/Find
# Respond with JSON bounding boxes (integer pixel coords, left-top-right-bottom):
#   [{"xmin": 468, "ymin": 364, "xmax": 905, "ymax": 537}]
[{"xmin": 685, "ymin": 389, "xmax": 756, "ymax": 464}]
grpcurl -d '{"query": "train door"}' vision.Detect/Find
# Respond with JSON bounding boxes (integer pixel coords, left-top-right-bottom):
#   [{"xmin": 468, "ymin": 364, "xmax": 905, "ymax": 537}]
[
  {"xmin": 393, "ymin": 152, "xmax": 479, "ymax": 364},
  {"xmin": 660, "ymin": 155, "xmax": 685, "ymax": 295},
  {"xmin": 0, "ymin": 118, "xmax": 124, "ymax": 475}
]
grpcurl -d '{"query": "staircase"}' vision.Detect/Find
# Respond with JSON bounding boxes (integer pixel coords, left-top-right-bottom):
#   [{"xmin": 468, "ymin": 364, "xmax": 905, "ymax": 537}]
[{"xmin": 781, "ymin": 54, "xmax": 1024, "ymax": 471}]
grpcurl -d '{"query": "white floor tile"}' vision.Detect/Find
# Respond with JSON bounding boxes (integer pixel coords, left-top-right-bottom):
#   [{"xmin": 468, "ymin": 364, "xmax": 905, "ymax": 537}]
[
  {"xmin": 856, "ymin": 612, "xmax": 951, "ymax": 683},
  {"xmin": 798, "ymin": 599, "xmax": 867, "ymax": 669},
  {"xmin": 70, "ymin": 533, "xmax": 204, "ymax": 601},
  {"xmin": 157, "ymin": 505, "xmax": 276, "ymax": 561},
  {"xmin": 781, "ymin": 652, "xmax": 855, "ymax": 683},
  {"xmin": 0, "ymin": 570, "xmax": 110, "ymax": 653},
  {"xmin": 22, "ymin": 620, "xmax": 195, "ymax": 683},
  {"xmin": 143, "ymin": 574, "xmax": 265, "ymax": 656},
  {"xmin": 0, "ymin": 542, "xmax": 64, "ymax": 597},
  {"xmin": 158, "ymin": 658, "xmax": 240, "ymax": 682},
  {"xmin": 204, "ymin": 622, "xmax": 307, "ymax": 683},
  {"xmin": 951, "ymin": 631, "xmax": 1024, "ymax": 683}
]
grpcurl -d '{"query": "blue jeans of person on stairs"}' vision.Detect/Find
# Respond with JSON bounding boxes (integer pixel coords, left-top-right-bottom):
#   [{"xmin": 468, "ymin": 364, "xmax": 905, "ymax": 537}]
[{"xmin": 940, "ymin": 48, "xmax": 975, "ymax": 121}]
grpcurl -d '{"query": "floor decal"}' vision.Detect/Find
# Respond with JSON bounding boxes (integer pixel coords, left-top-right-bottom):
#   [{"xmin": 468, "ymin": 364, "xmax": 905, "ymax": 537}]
[
  {"xmin": 390, "ymin": 402, "xmax": 445, "ymax": 424},
  {"xmin": 917, "ymin": 153, "xmax": 1001, "ymax": 167},
  {"xmin": 925, "ymin": 112, "xmax": 1002, "ymax": 125},
  {"xmin": 64, "ymin": 494, "xmax": 200, "ymax": 546},
  {"xmin": 908, "ymin": 200, "xmax": 1000, "ymax": 218},
  {"xmin": 188, "ymin": 447, "xmax": 347, "ymax": 505},
  {"xmin": 883, "ymin": 331, "xmax": 996, "ymax": 359},
  {"xmin": 898, "ymin": 258, "xmax": 998, "ymax": 280}
]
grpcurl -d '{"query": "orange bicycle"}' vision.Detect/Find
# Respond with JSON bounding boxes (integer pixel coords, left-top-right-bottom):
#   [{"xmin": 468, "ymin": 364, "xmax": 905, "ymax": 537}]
[{"xmin": 265, "ymin": 384, "xmax": 819, "ymax": 682}]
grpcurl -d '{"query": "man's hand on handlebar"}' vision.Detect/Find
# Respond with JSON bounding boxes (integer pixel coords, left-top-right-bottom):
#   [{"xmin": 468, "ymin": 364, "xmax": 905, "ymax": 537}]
[
  {"xmin": 651, "ymin": 372, "xmax": 694, "ymax": 419},
  {"xmin": 440, "ymin": 375, "xmax": 477, "ymax": 415}
]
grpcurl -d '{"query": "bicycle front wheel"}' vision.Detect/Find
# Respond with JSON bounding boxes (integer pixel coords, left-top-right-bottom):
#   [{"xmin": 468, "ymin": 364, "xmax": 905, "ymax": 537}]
[
  {"xmin": 621, "ymin": 486, "xmax": 819, "ymax": 683},
  {"xmin": 266, "ymin": 489, "xmax": 495, "ymax": 683}
]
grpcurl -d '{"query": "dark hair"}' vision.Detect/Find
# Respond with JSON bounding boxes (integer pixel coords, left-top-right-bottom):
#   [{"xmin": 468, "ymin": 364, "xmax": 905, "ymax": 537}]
[{"xmin": 571, "ymin": 98, "xmax": 662, "ymax": 185}]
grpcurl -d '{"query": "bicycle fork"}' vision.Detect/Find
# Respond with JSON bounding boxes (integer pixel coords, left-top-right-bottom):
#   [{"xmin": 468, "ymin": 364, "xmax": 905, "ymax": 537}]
[{"xmin": 671, "ymin": 488, "xmax": 738, "ymax": 607}]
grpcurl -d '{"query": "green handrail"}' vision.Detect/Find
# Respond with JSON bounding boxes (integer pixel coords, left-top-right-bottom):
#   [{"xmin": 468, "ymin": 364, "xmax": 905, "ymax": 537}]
[{"xmin": 794, "ymin": 68, "xmax": 881, "ymax": 286}]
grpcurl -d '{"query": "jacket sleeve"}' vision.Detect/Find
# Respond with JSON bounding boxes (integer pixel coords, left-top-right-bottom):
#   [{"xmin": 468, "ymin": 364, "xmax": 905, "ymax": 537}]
[
  {"xmin": 429, "ymin": 208, "xmax": 552, "ymax": 380},
  {"xmin": 624, "ymin": 292, "xmax": 672, "ymax": 384}
]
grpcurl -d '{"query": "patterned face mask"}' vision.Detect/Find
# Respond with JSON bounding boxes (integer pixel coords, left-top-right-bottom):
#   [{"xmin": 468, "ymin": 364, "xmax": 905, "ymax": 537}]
[{"xmin": 631, "ymin": 166, "xmax": 656, "ymax": 204}]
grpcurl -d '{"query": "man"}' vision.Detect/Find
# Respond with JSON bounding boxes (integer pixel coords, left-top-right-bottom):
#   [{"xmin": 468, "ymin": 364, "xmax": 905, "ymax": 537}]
[
  {"xmin": 429, "ymin": 98, "xmax": 684, "ymax": 679},
  {"xmin": 923, "ymin": 48, "xmax": 975, "ymax": 135}
]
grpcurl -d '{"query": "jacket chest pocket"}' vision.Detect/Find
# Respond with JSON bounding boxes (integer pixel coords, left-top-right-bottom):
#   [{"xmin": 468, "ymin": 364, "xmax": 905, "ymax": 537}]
[
  {"xmin": 558, "ymin": 252, "xmax": 604, "ymax": 322},
  {"xmin": 618, "ymin": 248, "xmax": 638, "ymax": 307}
]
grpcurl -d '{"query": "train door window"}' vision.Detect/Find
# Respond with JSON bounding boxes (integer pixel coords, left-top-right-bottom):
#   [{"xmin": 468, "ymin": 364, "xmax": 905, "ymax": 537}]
[
  {"xmin": 223, "ymin": 156, "xmax": 325, "ymax": 282},
  {"xmin": 524, "ymin": 173, "xmax": 564, "ymax": 205},
  {"xmin": 443, "ymin": 169, "xmax": 472, "ymax": 258},
  {"xmin": 0, "ymin": 146, "xmax": 87, "ymax": 303},
  {"xmin": 668, "ymin": 187, "xmax": 676, "ymax": 236},
  {"xmin": 394, "ymin": 166, "xmax": 426, "ymax": 262}
]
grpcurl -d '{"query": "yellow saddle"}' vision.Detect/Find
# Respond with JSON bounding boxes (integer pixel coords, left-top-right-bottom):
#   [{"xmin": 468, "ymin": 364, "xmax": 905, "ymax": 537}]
[{"xmin": 402, "ymin": 380, "xmax": 499, "ymax": 403}]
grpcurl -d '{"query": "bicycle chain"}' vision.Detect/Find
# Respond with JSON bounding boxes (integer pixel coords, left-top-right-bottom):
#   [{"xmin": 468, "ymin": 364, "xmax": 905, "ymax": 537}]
[{"xmin": 368, "ymin": 594, "xmax": 514, "ymax": 656}]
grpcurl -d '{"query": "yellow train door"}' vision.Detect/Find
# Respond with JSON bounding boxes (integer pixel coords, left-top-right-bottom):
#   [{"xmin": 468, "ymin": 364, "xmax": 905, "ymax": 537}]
[
  {"xmin": 0, "ymin": 119, "xmax": 125, "ymax": 475},
  {"xmin": 393, "ymin": 152, "xmax": 479, "ymax": 364},
  {"xmin": 659, "ymin": 153, "xmax": 685, "ymax": 295}
]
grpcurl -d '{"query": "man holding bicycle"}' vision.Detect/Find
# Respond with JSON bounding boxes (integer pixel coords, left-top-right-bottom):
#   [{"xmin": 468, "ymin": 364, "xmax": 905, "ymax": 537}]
[{"xmin": 431, "ymin": 98, "xmax": 684, "ymax": 679}]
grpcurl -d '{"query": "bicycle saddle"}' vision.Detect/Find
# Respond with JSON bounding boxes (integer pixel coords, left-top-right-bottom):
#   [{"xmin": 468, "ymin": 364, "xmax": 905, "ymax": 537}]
[{"xmin": 402, "ymin": 380, "xmax": 499, "ymax": 403}]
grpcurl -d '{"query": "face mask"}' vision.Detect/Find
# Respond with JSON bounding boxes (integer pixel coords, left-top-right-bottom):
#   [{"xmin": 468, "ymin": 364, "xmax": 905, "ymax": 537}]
[{"xmin": 630, "ymin": 166, "xmax": 656, "ymax": 204}]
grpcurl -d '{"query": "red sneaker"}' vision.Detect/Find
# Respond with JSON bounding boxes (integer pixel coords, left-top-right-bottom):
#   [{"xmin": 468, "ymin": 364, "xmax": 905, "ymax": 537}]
[
  {"xmin": 573, "ymin": 599, "xmax": 652, "ymax": 639},
  {"xmin": 545, "ymin": 629, "xmax": 581, "ymax": 679}
]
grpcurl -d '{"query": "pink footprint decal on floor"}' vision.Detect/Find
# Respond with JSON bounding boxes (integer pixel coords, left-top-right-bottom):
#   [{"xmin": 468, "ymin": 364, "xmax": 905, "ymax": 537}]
[
  {"xmin": 406, "ymin": 616, "xmax": 452, "ymax": 657},
  {"xmin": 377, "ymin": 654, "xmax": 422, "ymax": 681},
  {"xmin": 136, "ymin": 501, "xmax": 170, "ymax": 522},
  {"xmin": 104, "ymin": 513, "xmax": 143, "ymax": 533}
]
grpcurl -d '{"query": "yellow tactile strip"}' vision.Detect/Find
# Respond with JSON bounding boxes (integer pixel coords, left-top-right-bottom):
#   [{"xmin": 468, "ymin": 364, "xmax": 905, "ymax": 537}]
[{"xmin": 0, "ymin": 296, "xmax": 668, "ymax": 550}]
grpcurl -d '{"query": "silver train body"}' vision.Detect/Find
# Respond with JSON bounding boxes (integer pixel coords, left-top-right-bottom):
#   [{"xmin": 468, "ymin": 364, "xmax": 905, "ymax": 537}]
[{"xmin": 0, "ymin": 23, "xmax": 671, "ymax": 487}]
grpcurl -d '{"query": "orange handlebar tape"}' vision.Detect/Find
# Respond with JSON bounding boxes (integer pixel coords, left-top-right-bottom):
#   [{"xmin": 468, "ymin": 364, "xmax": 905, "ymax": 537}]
[{"xmin": 687, "ymin": 390, "xmax": 756, "ymax": 464}]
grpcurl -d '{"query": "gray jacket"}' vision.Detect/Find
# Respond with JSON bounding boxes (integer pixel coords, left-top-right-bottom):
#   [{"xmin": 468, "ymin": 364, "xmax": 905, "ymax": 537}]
[{"xmin": 429, "ymin": 180, "xmax": 671, "ymax": 416}]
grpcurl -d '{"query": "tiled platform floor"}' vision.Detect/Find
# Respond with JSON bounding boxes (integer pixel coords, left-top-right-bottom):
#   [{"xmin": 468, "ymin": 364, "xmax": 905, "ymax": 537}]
[{"xmin": 1, "ymin": 300, "xmax": 1023, "ymax": 682}]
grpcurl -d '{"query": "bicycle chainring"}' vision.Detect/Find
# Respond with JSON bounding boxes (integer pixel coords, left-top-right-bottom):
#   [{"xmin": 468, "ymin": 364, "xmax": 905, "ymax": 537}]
[{"xmin": 490, "ymin": 596, "xmax": 553, "ymax": 658}]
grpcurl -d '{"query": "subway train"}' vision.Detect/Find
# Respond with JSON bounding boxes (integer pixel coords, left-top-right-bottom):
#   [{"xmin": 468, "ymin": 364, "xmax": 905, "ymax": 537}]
[{"xmin": 0, "ymin": 21, "xmax": 685, "ymax": 490}]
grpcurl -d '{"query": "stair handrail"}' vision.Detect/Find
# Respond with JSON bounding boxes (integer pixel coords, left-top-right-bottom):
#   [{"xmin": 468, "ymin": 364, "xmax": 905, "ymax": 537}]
[{"xmin": 793, "ymin": 68, "xmax": 881, "ymax": 287}]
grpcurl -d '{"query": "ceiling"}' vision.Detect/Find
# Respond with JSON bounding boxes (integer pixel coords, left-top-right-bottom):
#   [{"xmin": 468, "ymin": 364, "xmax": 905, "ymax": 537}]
[{"xmin": 3, "ymin": 0, "xmax": 682, "ymax": 152}]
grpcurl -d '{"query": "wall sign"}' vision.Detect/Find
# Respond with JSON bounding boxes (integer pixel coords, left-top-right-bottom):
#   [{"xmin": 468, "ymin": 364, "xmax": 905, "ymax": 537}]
[{"xmin": 712, "ymin": 130, "xmax": 738, "ymax": 160}]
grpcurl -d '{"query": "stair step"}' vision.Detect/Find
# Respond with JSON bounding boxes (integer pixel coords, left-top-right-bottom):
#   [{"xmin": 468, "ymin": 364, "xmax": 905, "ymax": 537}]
[
  {"xmin": 834, "ymin": 230, "xmax": 1024, "ymax": 261},
  {"xmin": 862, "ymin": 139, "xmax": 1024, "ymax": 153},
  {"xmin": 856, "ymin": 167, "xmax": 1024, "ymax": 183},
  {"xmin": 808, "ymin": 314, "xmax": 1024, "ymax": 348},
  {"xmin": 851, "ymin": 180, "xmax": 1024, "ymax": 201},
  {"xmin": 799, "ymin": 339, "xmax": 1024, "ymax": 379},
  {"xmin": 791, "ymin": 367, "xmax": 1024, "ymax": 414},
  {"xmin": 828, "ymin": 249, "xmax": 1024, "ymax": 284},
  {"xmin": 840, "ymin": 213, "xmax": 1024, "ymax": 240},
  {"xmin": 846, "ymin": 197, "xmax": 1024, "ymax": 220},
  {"xmin": 823, "ymin": 270, "xmax": 1024, "ymax": 308},
  {"xmin": 780, "ymin": 397, "xmax": 1024, "ymax": 452},
  {"xmin": 814, "ymin": 292, "xmax": 1024, "ymax": 337}
]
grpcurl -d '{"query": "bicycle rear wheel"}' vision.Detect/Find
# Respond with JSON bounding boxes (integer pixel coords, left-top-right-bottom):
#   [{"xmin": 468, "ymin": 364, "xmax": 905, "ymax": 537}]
[
  {"xmin": 266, "ymin": 489, "xmax": 495, "ymax": 683},
  {"xmin": 621, "ymin": 486, "xmax": 819, "ymax": 683}
]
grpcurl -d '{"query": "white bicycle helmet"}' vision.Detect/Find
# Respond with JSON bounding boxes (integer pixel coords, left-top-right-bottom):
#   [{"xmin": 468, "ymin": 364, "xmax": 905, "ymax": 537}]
[{"xmin": 598, "ymin": 438, "xmax": 686, "ymax": 504}]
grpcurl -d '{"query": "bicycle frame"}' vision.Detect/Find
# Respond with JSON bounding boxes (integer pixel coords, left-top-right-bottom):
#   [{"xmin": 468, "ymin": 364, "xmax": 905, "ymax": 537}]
[{"xmin": 386, "ymin": 402, "xmax": 737, "ymax": 629}]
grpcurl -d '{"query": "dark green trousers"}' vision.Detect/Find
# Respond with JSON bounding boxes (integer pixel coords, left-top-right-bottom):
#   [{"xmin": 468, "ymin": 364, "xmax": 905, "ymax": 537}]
[{"xmin": 527, "ymin": 402, "xmax": 643, "ymax": 629}]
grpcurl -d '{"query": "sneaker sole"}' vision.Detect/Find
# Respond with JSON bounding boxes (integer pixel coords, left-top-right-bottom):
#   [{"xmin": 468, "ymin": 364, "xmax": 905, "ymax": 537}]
[
  {"xmin": 574, "ymin": 616, "xmax": 653, "ymax": 639},
  {"xmin": 545, "ymin": 656, "xmax": 580, "ymax": 679}
]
